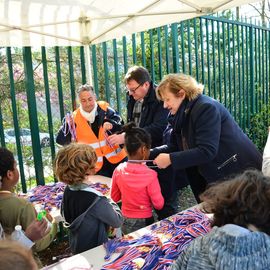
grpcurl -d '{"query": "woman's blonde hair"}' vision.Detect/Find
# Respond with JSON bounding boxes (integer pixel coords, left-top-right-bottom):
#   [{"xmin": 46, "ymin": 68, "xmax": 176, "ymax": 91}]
[
  {"xmin": 54, "ymin": 143, "xmax": 97, "ymax": 185},
  {"xmin": 156, "ymin": 73, "xmax": 204, "ymax": 101}
]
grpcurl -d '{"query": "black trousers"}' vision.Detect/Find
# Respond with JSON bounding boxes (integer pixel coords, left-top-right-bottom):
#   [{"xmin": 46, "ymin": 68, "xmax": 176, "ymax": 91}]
[
  {"xmin": 153, "ymin": 166, "xmax": 178, "ymax": 220},
  {"xmin": 186, "ymin": 167, "xmax": 208, "ymax": 203},
  {"xmin": 175, "ymin": 169, "xmax": 189, "ymax": 190}
]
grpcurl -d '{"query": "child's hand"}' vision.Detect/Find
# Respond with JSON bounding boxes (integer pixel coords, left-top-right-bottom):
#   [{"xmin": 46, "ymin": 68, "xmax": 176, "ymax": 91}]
[
  {"xmin": 25, "ymin": 219, "xmax": 48, "ymax": 241},
  {"xmin": 46, "ymin": 212, "xmax": 53, "ymax": 222},
  {"xmin": 103, "ymin": 122, "xmax": 113, "ymax": 131}
]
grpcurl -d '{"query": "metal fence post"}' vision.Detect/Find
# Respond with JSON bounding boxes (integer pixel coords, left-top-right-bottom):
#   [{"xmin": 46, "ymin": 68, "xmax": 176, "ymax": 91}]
[{"xmin": 22, "ymin": 47, "xmax": 45, "ymax": 186}]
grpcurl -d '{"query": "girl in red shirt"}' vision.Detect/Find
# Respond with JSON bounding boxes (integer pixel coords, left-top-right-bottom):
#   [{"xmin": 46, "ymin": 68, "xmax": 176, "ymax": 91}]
[{"xmin": 111, "ymin": 123, "xmax": 164, "ymax": 234}]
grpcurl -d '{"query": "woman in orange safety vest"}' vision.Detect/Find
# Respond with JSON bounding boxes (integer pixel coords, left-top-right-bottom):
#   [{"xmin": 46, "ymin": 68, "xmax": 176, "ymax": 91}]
[{"xmin": 56, "ymin": 84, "xmax": 126, "ymax": 177}]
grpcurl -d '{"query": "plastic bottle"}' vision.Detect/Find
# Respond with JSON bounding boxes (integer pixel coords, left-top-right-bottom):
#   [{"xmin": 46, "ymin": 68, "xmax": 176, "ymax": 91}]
[
  {"xmin": 115, "ymin": 228, "xmax": 122, "ymax": 238},
  {"xmin": 0, "ymin": 223, "xmax": 5, "ymax": 240},
  {"xmin": 11, "ymin": 225, "xmax": 34, "ymax": 249}
]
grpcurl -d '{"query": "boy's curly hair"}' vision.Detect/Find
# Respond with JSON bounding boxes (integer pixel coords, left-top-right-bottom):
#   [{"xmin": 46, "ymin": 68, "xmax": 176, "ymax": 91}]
[
  {"xmin": 200, "ymin": 170, "xmax": 270, "ymax": 234},
  {"xmin": 54, "ymin": 143, "xmax": 97, "ymax": 185}
]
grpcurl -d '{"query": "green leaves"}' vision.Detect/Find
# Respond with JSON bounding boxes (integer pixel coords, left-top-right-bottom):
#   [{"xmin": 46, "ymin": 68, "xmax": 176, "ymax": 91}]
[{"xmin": 247, "ymin": 103, "xmax": 270, "ymax": 152}]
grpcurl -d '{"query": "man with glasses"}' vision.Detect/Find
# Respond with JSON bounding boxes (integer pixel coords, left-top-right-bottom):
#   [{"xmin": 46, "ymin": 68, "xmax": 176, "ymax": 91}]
[
  {"xmin": 109, "ymin": 66, "xmax": 180, "ymax": 220},
  {"xmin": 108, "ymin": 65, "xmax": 168, "ymax": 148}
]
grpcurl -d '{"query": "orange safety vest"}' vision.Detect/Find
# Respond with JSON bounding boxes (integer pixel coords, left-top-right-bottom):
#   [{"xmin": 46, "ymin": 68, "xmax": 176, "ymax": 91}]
[{"xmin": 73, "ymin": 101, "xmax": 126, "ymax": 172}]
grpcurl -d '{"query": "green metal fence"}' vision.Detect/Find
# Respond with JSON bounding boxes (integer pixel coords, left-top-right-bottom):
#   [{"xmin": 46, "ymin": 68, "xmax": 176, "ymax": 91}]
[{"xmin": 0, "ymin": 15, "xmax": 269, "ymax": 192}]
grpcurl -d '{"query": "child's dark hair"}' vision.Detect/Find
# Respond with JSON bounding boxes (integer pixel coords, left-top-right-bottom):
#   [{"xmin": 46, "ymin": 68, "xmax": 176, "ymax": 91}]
[
  {"xmin": 0, "ymin": 147, "xmax": 15, "ymax": 180},
  {"xmin": 123, "ymin": 122, "xmax": 151, "ymax": 156},
  {"xmin": 200, "ymin": 170, "xmax": 270, "ymax": 235}
]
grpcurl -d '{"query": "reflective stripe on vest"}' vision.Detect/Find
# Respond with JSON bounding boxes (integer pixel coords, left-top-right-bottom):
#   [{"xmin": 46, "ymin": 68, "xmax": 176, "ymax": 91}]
[
  {"xmin": 73, "ymin": 104, "xmax": 126, "ymax": 172},
  {"xmin": 89, "ymin": 140, "xmax": 107, "ymax": 149},
  {"xmin": 96, "ymin": 156, "xmax": 103, "ymax": 163},
  {"xmin": 105, "ymin": 147, "xmax": 122, "ymax": 159},
  {"xmin": 96, "ymin": 125, "xmax": 126, "ymax": 165}
]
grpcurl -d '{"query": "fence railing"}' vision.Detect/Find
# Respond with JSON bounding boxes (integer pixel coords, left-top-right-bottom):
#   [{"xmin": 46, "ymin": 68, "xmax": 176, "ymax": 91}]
[{"xmin": 0, "ymin": 15, "xmax": 269, "ymax": 192}]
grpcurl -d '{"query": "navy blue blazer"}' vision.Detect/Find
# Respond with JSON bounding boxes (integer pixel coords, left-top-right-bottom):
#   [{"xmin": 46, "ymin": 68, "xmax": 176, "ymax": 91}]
[{"xmin": 152, "ymin": 95, "xmax": 262, "ymax": 183}]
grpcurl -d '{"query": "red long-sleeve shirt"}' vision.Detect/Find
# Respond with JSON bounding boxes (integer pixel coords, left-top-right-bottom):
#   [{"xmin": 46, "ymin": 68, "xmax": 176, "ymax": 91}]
[{"xmin": 111, "ymin": 162, "xmax": 164, "ymax": 218}]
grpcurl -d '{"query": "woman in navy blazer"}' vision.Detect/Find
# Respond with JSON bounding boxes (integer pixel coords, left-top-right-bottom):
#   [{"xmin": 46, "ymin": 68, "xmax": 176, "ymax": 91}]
[{"xmin": 151, "ymin": 73, "xmax": 262, "ymax": 201}]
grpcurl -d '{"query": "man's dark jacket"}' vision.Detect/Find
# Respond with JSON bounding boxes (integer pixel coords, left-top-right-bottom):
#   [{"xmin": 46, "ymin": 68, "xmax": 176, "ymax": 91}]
[{"xmin": 127, "ymin": 82, "xmax": 168, "ymax": 147}]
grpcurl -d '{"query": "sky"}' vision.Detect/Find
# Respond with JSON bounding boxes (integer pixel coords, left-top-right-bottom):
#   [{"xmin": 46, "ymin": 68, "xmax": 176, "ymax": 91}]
[{"xmin": 238, "ymin": 1, "xmax": 270, "ymax": 23}]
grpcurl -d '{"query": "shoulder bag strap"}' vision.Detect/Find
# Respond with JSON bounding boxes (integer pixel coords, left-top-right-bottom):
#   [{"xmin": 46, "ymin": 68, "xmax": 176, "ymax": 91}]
[{"xmin": 63, "ymin": 195, "xmax": 100, "ymax": 228}]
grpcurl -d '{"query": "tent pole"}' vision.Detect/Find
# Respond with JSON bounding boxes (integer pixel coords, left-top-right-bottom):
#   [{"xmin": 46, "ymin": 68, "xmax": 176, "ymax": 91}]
[
  {"xmin": 79, "ymin": 15, "xmax": 93, "ymax": 85},
  {"xmin": 84, "ymin": 44, "xmax": 93, "ymax": 85}
]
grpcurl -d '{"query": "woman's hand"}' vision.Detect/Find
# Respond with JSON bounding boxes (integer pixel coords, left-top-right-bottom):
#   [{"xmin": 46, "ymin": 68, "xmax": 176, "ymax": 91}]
[
  {"xmin": 154, "ymin": 153, "xmax": 171, "ymax": 169},
  {"xmin": 103, "ymin": 122, "xmax": 113, "ymax": 131},
  {"xmin": 107, "ymin": 133, "xmax": 125, "ymax": 145},
  {"xmin": 65, "ymin": 113, "xmax": 74, "ymax": 126}
]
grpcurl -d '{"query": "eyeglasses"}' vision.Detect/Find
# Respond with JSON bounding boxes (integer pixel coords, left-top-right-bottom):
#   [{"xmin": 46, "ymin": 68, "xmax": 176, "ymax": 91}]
[{"xmin": 126, "ymin": 83, "xmax": 143, "ymax": 94}]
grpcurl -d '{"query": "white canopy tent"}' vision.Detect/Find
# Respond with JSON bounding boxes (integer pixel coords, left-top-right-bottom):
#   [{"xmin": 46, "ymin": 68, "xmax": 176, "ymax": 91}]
[
  {"xmin": 0, "ymin": 0, "xmax": 259, "ymax": 47},
  {"xmin": 0, "ymin": 0, "xmax": 259, "ymax": 81}
]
